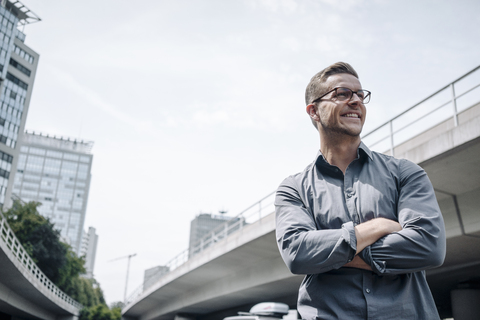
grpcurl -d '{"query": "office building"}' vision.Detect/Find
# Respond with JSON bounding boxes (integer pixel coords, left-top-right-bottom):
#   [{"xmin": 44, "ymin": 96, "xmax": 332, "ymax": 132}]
[
  {"xmin": 0, "ymin": 0, "xmax": 40, "ymax": 207},
  {"xmin": 143, "ymin": 265, "xmax": 169, "ymax": 290},
  {"xmin": 189, "ymin": 212, "xmax": 245, "ymax": 257},
  {"xmin": 12, "ymin": 131, "xmax": 94, "ymax": 255},
  {"xmin": 79, "ymin": 226, "xmax": 98, "ymax": 278}
]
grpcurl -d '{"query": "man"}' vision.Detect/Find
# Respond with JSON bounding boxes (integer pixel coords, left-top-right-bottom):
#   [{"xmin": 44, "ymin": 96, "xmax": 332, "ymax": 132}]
[{"xmin": 275, "ymin": 62, "xmax": 446, "ymax": 319}]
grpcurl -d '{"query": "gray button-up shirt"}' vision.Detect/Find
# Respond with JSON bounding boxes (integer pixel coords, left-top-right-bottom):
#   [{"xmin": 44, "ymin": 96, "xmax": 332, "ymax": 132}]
[{"xmin": 275, "ymin": 142, "xmax": 446, "ymax": 320}]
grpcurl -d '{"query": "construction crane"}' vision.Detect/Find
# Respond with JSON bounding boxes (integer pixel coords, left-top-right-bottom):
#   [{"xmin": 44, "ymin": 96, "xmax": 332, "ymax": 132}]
[{"xmin": 108, "ymin": 253, "xmax": 137, "ymax": 303}]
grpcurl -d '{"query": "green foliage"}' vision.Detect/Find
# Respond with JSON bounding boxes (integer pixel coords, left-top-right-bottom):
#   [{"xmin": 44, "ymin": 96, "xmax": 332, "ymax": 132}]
[
  {"xmin": 57, "ymin": 245, "xmax": 87, "ymax": 295},
  {"xmin": 4, "ymin": 200, "xmax": 119, "ymax": 317},
  {"xmin": 79, "ymin": 304, "xmax": 121, "ymax": 320},
  {"xmin": 68, "ymin": 278, "xmax": 105, "ymax": 307},
  {"xmin": 109, "ymin": 301, "xmax": 125, "ymax": 309},
  {"xmin": 4, "ymin": 200, "xmax": 67, "ymax": 282}
]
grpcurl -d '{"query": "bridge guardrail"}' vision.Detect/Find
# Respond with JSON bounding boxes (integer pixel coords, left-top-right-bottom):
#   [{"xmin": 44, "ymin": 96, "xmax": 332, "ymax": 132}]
[
  {"xmin": 362, "ymin": 65, "xmax": 480, "ymax": 155},
  {"xmin": 0, "ymin": 212, "xmax": 83, "ymax": 310}
]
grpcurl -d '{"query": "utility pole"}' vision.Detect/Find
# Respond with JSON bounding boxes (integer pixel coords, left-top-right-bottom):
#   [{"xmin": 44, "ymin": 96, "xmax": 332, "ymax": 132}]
[{"xmin": 109, "ymin": 253, "xmax": 137, "ymax": 303}]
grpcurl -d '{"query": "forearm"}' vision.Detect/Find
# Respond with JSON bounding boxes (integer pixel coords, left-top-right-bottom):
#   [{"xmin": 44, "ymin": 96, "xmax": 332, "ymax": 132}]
[
  {"xmin": 277, "ymin": 222, "xmax": 356, "ymax": 274},
  {"xmin": 360, "ymin": 224, "xmax": 446, "ymax": 274},
  {"xmin": 277, "ymin": 215, "xmax": 401, "ymax": 274},
  {"xmin": 360, "ymin": 158, "xmax": 446, "ymax": 275},
  {"xmin": 343, "ymin": 255, "xmax": 372, "ymax": 271},
  {"xmin": 354, "ymin": 217, "xmax": 402, "ymax": 254},
  {"xmin": 342, "ymin": 218, "xmax": 401, "ymax": 272}
]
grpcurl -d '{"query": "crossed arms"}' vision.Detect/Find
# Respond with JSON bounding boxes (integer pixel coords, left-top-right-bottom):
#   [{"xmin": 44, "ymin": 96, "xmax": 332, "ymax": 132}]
[{"xmin": 275, "ymin": 160, "xmax": 446, "ymax": 275}]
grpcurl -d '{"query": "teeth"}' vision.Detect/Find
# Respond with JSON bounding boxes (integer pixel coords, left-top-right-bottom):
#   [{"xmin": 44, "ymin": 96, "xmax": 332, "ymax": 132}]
[{"xmin": 343, "ymin": 113, "xmax": 359, "ymax": 118}]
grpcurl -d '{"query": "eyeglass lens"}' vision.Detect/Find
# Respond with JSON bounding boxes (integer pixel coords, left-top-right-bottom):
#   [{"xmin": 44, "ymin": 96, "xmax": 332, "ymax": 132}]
[{"xmin": 336, "ymin": 88, "xmax": 370, "ymax": 103}]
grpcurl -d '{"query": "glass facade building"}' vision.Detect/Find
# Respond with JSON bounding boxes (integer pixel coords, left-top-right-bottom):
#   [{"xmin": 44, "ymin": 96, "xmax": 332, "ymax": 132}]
[
  {"xmin": 0, "ymin": 1, "xmax": 40, "ymax": 207},
  {"xmin": 13, "ymin": 132, "xmax": 94, "ymax": 255}
]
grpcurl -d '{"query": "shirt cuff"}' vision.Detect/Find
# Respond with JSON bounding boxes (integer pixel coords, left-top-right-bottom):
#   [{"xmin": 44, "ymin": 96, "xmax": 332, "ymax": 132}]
[
  {"xmin": 342, "ymin": 221, "xmax": 357, "ymax": 262},
  {"xmin": 360, "ymin": 246, "xmax": 387, "ymax": 274}
]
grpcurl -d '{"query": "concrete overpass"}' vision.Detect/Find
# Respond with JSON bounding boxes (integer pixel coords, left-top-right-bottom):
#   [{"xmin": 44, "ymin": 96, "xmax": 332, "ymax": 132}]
[
  {"xmin": 0, "ymin": 213, "xmax": 81, "ymax": 320},
  {"xmin": 123, "ymin": 66, "xmax": 480, "ymax": 320}
]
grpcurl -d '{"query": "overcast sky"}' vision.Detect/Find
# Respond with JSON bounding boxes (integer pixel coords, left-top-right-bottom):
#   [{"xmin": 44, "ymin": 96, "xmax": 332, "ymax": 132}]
[{"xmin": 19, "ymin": 0, "xmax": 480, "ymax": 305}]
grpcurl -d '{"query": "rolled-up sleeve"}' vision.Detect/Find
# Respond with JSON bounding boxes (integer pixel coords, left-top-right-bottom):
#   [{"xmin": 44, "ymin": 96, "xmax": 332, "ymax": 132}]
[
  {"xmin": 275, "ymin": 176, "xmax": 356, "ymax": 275},
  {"xmin": 360, "ymin": 159, "xmax": 446, "ymax": 275}
]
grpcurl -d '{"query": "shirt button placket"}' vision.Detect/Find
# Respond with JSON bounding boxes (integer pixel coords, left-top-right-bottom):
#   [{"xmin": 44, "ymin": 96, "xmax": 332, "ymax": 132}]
[{"xmin": 344, "ymin": 168, "xmax": 356, "ymax": 224}]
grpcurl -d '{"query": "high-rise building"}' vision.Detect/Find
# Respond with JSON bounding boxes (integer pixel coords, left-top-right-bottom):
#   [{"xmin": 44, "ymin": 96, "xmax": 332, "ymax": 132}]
[
  {"xmin": 12, "ymin": 131, "xmax": 94, "ymax": 255},
  {"xmin": 143, "ymin": 265, "xmax": 169, "ymax": 290},
  {"xmin": 188, "ymin": 212, "xmax": 245, "ymax": 257},
  {"xmin": 80, "ymin": 226, "xmax": 99, "ymax": 278},
  {"xmin": 0, "ymin": 1, "xmax": 40, "ymax": 207}
]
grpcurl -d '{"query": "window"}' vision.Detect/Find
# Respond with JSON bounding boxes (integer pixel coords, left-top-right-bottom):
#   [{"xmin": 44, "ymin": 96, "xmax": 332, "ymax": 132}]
[
  {"xmin": 0, "ymin": 168, "xmax": 9, "ymax": 179},
  {"xmin": 6, "ymin": 72, "xmax": 28, "ymax": 90},
  {"xmin": 0, "ymin": 150, "xmax": 12, "ymax": 163},
  {"xmin": 79, "ymin": 156, "xmax": 90, "ymax": 163},
  {"xmin": 29, "ymin": 147, "xmax": 45, "ymax": 155},
  {"xmin": 63, "ymin": 153, "xmax": 79, "ymax": 161},
  {"xmin": 46, "ymin": 150, "xmax": 62, "ymax": 158},
  {"xmin": 9, "ymin": 58, "xmax": 31, "ymax": 77},
  {"xmin": 13, "ymin": 45, "xmax": 34, "ymax": 64}
]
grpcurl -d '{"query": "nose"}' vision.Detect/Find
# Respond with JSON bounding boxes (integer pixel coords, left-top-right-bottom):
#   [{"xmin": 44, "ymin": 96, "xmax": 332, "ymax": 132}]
[{"xmin": 348, "ymin": 93, "xmax": 362, "ymax": 106}]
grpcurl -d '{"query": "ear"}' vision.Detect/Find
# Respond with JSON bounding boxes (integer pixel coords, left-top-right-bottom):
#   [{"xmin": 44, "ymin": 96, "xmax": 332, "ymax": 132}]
[{"xmin": 306, "ymin": 104, "xmax": 319, "ymax": 121}]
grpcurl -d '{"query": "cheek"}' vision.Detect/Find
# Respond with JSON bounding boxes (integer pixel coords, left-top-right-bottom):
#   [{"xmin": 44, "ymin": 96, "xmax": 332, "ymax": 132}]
[{"xmin": 319, "ymin": 108, "xmax": 335, "ymax": 123}]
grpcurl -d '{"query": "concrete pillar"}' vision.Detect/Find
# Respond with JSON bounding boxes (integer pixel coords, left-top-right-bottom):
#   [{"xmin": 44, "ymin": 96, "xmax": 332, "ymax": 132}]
[{"xmin": 451, "ymin": 289, "xmax": 480, "ymax": 320}]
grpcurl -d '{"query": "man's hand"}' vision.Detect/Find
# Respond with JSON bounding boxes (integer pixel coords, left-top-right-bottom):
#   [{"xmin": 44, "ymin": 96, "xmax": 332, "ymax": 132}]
[
  {"xmin": 355, "ymin": 218, "xmax": 402, "ymax": 254},
  {"xmin": 343, "ymin": 255, "xmax": 372, "ymax": 271}
]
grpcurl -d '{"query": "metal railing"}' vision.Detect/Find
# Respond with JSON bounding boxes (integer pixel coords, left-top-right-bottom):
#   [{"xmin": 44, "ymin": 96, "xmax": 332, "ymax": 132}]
[
  {"xmin": 362, "ymin": 65, "xmax": 480, "ymax": 155},
  {"xmin": 125, "ymin": 190, "xmax": 276, "ymax": 305},
  {"xmin": 0, "ymin": 212, "xmax": 83, "ymax": 310}
]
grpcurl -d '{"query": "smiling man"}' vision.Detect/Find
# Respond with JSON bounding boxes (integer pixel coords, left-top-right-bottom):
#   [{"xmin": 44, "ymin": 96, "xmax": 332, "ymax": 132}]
[{"xmin": 275, "ymin": 62, "xmax": 446, "ymax": 319}]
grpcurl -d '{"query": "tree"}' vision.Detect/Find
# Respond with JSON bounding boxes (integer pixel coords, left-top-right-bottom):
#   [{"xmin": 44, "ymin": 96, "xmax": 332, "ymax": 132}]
[
  {"xmin": 109, "ymin": 301, "xmax": 125, "ymax": 309},
  {"xmin": 79, "ymin": 304, "xmax": 121, "ymax": 320},
  {"xmin": 3, "ymin": 200, "xmax": 67, "ymax": 283},
  {"xmin": 57, "ymin": 245, "xmax": 87, "ymax": 296},
  {"xmin": 3, "ymin": 200, "xmax": 117, "ymax": 317}
]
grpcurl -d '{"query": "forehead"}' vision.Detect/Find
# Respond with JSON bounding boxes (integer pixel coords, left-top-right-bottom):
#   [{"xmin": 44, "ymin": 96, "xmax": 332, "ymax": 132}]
[{"xmin": 324, "ymin": 73, "xmax": 362, "ymax": 91}]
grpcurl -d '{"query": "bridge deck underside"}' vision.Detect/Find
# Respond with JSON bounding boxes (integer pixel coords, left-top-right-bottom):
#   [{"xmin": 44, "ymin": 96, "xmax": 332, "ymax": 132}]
[{"xmin": 0, "ymin": 239, "xmax": 78, "ymax": 319}]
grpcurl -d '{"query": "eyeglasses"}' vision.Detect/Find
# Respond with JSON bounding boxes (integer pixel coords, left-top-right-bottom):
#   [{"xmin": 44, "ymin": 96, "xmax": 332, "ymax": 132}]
[{"xmin": 312, "ymin": 87, "xmax": 371, "ymax": 104}]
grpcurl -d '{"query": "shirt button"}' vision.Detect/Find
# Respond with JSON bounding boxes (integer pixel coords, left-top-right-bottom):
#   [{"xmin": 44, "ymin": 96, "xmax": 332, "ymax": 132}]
[{"xmin": 365, "ymin": 288, "xmax": 371, "ymax": 294}]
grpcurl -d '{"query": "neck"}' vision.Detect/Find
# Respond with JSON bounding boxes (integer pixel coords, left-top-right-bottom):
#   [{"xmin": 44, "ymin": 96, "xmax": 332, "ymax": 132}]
[{"xmin": 319, "ymin": 131, "xmax": 361, "ymax": 174}]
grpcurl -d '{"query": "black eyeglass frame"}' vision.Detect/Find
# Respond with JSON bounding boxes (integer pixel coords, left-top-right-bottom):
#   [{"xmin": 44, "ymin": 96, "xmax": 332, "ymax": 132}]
[{"xmin": 311, "ymin": 87, "xmax": 371, "ymax": 104}]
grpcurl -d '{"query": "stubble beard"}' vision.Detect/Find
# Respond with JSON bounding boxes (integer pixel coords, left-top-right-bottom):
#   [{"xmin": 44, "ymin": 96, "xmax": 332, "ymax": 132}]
[{"xmin": 318, "ymin": 113, "xmax": 362, "ymax": 141}]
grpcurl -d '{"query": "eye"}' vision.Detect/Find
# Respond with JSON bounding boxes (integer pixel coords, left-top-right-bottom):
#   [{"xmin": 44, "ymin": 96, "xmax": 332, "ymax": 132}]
[
  {"xmin": 336, "ymin": 88, "xmax": 349, "ymax": 99},
  {"xmin": 356, "ymin": 91, "xmax": 365, "ymax": 99}
]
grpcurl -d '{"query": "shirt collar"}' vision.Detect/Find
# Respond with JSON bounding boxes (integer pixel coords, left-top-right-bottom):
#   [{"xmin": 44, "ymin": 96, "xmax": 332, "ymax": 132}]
[
  {"xmin": 358, "ymin": 141, "xmax": 373, "ymax": 160},
  {"xmin": 314, "ymin": 141, "xmax": 373, "ymax": 169}
]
